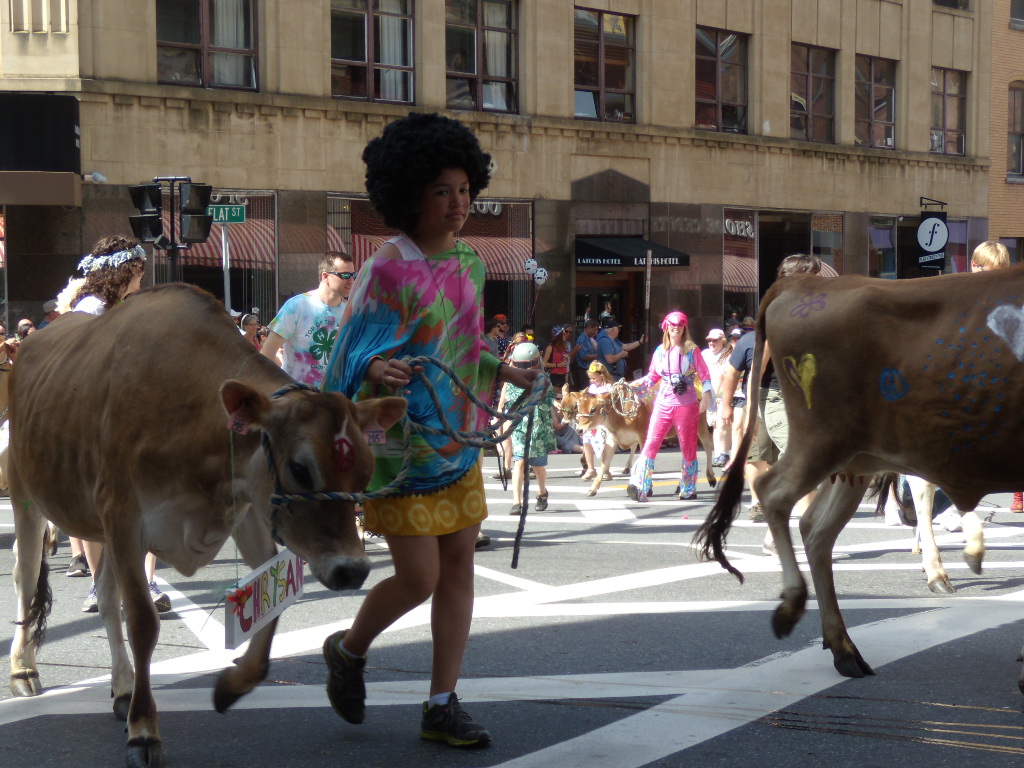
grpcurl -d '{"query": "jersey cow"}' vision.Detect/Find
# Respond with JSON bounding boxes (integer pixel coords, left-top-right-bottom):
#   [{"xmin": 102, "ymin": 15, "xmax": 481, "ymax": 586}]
[
  {"xmin": 696, "ymin": 267, "xmax": 1024, "ymax": 680},
  {"xmin": 8, "ymin": 284, "xmax": 405, "ymax": 768}
]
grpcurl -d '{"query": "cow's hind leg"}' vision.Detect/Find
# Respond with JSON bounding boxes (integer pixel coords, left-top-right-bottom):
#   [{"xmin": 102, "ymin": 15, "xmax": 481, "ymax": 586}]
[
  {"xmin": 906, "ymin": 477, "xmax": 954, "ymax": 594},
  {"xmin": 960, "ymin": 510, "xmax": 984, "ymax": 574},
  {"xmin": 214, "ymin": 514, "xmax": 279, "ymax": 713},
  {"xmin": 93, "ymin": 549, "xmax": 136, "ymax": 721},
  {"xmin": 799, "ymin": 477, "xmax": 874, "ymax": 678},
  {"xmin": 697, "ymin": 414, "xmax": 717, "ymax": 489},
  {"xmin": 9, "ymin": 499, "xmax": 49, "ymax": 697}
]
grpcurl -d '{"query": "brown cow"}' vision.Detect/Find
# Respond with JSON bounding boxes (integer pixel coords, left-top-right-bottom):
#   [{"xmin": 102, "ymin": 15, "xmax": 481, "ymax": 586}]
[
  {"xmin": 8, "ymin": 284, "xmax": 405, "ymax": 768},
  {"xmin": 567, "ymin": 381, "xmax": 716, "ymax": 497},
  {"xmin": 696, "ymin": 267, "xmax": 1024, "ymax": 680}
]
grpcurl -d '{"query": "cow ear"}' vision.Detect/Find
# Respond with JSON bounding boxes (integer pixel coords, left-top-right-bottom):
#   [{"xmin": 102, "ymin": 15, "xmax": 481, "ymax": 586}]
[
  {"xmin": 353, "ymin": 396, "xmax": 407, "ymax": 432},
  {"xmin": 220, "ymin": 380, "xmax": 271, "ymax": 435}
]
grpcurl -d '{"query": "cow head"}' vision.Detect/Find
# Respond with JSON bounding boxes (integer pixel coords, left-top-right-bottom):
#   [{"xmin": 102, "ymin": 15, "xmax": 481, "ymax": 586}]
[
  {"xmin": 220, "ymin": 380, "xmax": 406, "ymax": 591},
  {"xmin": 574, "ymin": 393, "xmax": 608, "ymax": 431}
]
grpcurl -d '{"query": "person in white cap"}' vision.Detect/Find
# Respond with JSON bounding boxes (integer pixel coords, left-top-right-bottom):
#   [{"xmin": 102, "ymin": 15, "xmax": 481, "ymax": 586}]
[
  {"xmin": 37, "ymin": 300, "xmax": 60, "ymax": 329},
  {"xmin": 701, "ymin": 328, "xmax": 733, "ymax": 466}
]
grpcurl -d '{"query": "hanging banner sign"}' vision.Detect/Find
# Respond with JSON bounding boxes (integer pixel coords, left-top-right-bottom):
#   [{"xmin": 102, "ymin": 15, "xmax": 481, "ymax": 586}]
[
  {"xmin": 224, "ymin": 549, "xmax": 305, "ymax": 649},
  {"xmin": 917, "ymin": 211, "xmax": 947, "ymax": 270}
]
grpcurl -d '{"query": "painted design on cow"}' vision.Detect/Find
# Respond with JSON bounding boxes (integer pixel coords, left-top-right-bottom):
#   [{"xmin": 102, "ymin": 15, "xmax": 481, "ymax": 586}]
[
  {"xmin": 781, "ymin": 354, "xmax": 816, "ymax": 409},
  {"xmin": 878, "ymin": 367, "xmax": 910, "ymax": 402},
  {"xmin": 986, "ymin": 303, "xmax": 1024, "ymax": 361},
  {"xmin": 788, "ymin": 291, "xmax": 828, "ymax": 318},
  {"xmin": 695, "ymin": 265, "xmax": 1024, "ymax": 682},
  {"xmin": 7, "ymin": 284, "xmax": 406, "ymax": 768}
]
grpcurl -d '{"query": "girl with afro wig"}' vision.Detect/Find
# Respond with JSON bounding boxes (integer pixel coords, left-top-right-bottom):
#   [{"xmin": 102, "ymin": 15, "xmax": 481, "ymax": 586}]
[{"xmin": 320, "ymin": 113, "xmax": 539, "ymax": 748}]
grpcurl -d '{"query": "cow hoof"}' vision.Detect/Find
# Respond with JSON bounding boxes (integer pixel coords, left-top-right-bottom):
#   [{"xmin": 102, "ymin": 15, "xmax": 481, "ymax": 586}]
[
  {"xmin": 587, "ymin": 489, "xmax": 596, "ymax": 497},
  {"xmin": 964, "ymin": 553, "xmax": 983, "ymax": 575},
  {"xmin": 126, "ymin": 737, "xmax": 163, "ymax": 768},
  {"xmin": 832, "ymin": 649, "xmax": 875, "ymax": 679},
  {"xmin": 113, "ymin": 693, "xmax": 131, "ymax": 721},
  {"xmin": 927, "ymin": 576, "xmax": 956, "ymax": 594},
  {"xmin": 213, "ymin": 666, "xmax": 258, "ymax": 713},
  {"xmin": 771, "ymin": 604, "xmax": 804, "ymax": 639},
  {"xmin": 9, "ymin": 671, "xmax": 41, "ymax": 697}
]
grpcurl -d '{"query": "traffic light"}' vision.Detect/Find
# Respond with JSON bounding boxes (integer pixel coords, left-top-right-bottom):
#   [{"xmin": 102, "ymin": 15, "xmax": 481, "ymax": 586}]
[
  {"xmin": 179, "ymin": 183, "xmax": 213, "ymax": 243},
  {"xmin": 128, "ymin": 184, "xmax": 163, "ymax": 243}
]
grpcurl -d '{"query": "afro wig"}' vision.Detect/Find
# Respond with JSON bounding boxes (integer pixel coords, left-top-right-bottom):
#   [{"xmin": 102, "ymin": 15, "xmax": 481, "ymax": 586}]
[{"xmin": 362, "ymin": 112, "xmax": 491, "ymax": 234}]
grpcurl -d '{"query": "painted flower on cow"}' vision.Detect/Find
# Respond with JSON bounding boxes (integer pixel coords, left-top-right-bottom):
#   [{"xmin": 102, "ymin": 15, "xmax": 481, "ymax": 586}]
[
  {"xmin": 309, "ymin": 326, "xmax": 339, "ymax": 361},
  {"xmin": 789, "ymin": 292, "xmax": 828, "ymax": 319}
]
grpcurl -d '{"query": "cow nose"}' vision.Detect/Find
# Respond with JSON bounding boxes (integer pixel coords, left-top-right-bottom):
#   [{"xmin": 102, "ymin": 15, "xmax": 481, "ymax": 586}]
[{"xmin": 321, "ymin": 557, "xmax": 370, "ymax": 591}]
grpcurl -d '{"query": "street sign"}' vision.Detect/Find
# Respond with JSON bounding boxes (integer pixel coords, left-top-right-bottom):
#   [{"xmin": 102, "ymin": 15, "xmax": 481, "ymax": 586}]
[
  {"xmin": 207, "ymin": 204, "xmax": 246, "ymax": 224},
  {"xmin": 917, "ymin": 211, "xmax": 947, "ymax": 270}
]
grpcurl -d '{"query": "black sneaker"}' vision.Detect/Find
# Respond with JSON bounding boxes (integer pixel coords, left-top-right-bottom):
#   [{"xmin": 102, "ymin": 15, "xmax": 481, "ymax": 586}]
[
  {"xmin": 66, "ymin": 553, "xmax": 90, "ymax": 578},
  {"xmin": 535, "ymin": 493, "xmax": 548, "ymax": 512},
  {"xmin": 420, "ymin": 692, "xmax": 491, "ymax": 748},
  {"xmin": 475, "ymin": 533, "xmax": 491, "ymax": 549},
  {"xmin": 323, "ymin": 630, "xmax": 366, "ymax": 724}
]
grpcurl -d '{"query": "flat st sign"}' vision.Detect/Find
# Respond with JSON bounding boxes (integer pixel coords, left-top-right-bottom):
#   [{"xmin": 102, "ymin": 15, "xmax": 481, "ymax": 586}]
[
  {"xmin": 917, "ymin": 211, "xmax": 947, "ymax": 270},
  {"xmin": 208, "ymin": 204, "xmax": 246, "ymax": 224}
]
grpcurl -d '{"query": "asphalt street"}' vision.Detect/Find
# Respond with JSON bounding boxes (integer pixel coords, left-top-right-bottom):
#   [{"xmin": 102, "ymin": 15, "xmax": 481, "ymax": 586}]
[{"xmin": 1, "ymin": 448, "xmax": 1023, "ymax": 768}]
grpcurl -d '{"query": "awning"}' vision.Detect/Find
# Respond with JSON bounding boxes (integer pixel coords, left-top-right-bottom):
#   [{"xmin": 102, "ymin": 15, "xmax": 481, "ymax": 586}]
[
  {"xmin": 279, "ymin": 224, "xmax": 347, "ymax": 255},
  {"xmin": 575, "ymin": 237, "xmax": 689, "ymax": 269},
  {"xmin": 351, "ymin": 234, "xmax": 533, "ymax": 278},
  {"xmin": 162, "ymin": 211, "xmax": 276, "ymax": 270},
  {"xmin": 723, "ymin": 254, "xmax": 758, "ymax": 292}
]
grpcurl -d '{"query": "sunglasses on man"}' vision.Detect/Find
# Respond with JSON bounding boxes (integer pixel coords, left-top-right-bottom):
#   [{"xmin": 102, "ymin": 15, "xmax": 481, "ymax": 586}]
[{"xmin": 328, "ymin": 271, "xmax": 358, "ymax": 280}]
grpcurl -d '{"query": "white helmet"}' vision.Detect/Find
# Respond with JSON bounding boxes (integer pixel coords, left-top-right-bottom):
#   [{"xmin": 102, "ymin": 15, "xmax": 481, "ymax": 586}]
[{"xmin": 510, "ymin": 342, "xmax": 540, "ymax": 367}]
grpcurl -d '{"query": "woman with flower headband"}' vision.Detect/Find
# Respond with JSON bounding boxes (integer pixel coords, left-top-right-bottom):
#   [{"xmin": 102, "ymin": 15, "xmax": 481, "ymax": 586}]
[
  {"xmin": 320, "ymin": 113, "xmax": 538, "ymax": 748},
  {"xmin": 57, "ymin": 235, "xmax": 172, "ymax": 613},
  {"xmin": 580, "ymin": 361, "xmax": 613, "ymax": 482},
  {"xmin": 626, "ymin": 311, "xmax": 713, "ymax": 503}
]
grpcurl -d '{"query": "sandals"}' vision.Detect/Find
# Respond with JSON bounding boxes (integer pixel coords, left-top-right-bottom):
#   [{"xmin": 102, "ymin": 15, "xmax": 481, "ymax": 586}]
[
  {"xmin": 535, "ymin": 493, "xmax": 548, "ymax": 512},
  {"xmin": 509, "ymin": 503, "xmax": 523, "ymax": 516}
]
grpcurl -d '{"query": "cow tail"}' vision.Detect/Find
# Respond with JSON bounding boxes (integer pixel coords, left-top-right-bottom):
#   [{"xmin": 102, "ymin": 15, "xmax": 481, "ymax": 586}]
[
  {"xmin": 693, "ymin": 329, "xmax": 767, "ymax": 585},
  {"xmin": 22, "ymin": 556, "xmax": 52, "ymax": 648},
  {"xmin": 870, "ymin": 473, "xmax": 895, "ymax": 516}
]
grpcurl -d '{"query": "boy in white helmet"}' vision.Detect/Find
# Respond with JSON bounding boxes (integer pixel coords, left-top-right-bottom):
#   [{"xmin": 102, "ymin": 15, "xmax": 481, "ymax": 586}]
[{"xmin": 497, "ymin": 342, "xmax": 557, "ymax": 515}]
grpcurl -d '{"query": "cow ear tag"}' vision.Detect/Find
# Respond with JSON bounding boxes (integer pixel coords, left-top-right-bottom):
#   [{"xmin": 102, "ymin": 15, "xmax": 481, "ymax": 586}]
[
  {"xmin": 334, "ymin": 434, "xmax": 353, "ymax": 470},
  {"xmin": 364, "ymin": 423, "xmax": 386, "ymax": 445},
  {"xmin": 227, "ymin": 409, "xmax": 251, "ymax": 435}
]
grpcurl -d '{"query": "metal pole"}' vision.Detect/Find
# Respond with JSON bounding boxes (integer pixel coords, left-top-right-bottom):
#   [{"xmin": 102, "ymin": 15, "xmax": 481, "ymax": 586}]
[
  {"xmin": 221, "ymin": 226, "xmax": 231, "ymax": 312},
  {"xmin": 643, "ymin": 248, "xmax": 653, "ymax": 359}
]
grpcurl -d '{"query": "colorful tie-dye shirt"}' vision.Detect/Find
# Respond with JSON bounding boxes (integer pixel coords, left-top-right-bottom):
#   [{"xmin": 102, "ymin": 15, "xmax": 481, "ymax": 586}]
[
  {"xmin": 322, "ymin": 235, "xmax": 500, "ymax": 495},
  {"xmin": 268, "ymin": 291, "xmax": 347, "ymax": 388}
]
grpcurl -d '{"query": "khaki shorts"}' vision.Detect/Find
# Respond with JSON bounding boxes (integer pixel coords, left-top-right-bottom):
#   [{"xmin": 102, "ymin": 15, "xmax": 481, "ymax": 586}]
[
  {"xmin": 747, "ymin": 389, "xmax": 779, "ymax": 464},
  {"xmin": 762, "ymin": 388, "xmax": 789, "ymax": 456}
]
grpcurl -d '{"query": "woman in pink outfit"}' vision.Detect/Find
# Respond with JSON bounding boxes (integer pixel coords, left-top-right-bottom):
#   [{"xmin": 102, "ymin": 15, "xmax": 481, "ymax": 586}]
[{"xmin": 627, "ymin": 311, "xmax": 713, "ymax": 502}]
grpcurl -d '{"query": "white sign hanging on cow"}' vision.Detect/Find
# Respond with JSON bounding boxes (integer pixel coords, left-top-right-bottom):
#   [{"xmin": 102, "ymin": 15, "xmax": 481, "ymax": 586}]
[{"xmin": 225, "ymin": 549, "xmax": 305, "ymax": 649}]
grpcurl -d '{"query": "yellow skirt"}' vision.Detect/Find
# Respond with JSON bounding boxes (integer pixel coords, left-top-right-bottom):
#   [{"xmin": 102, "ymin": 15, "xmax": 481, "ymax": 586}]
[{"xmin": 363, "ymin": 460, "xmax": 487, "ymax": 537}]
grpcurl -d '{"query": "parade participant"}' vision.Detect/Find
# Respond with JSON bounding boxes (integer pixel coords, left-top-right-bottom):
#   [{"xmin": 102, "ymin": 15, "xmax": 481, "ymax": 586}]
[
  {"xmin": 626, "ymin": 311, "xmax": 712, "ymax": 502},
  {"xmin": 319, "ymin": 112, "xmax": 537, "ymax": 749},
  {"xmin": 240, "ymin": 313, "xmax": 260, "ymax": 350},
  {"xmin": 573, "ymin": 318, "xmax": 600, "ymax": 388},
  {"xmin": 580, "ymin": 361, "xmax": 613, "ymax": 481},
  {"xmin": 63, "ymin": 235, "xmax": 171, "ymax": 612},
  {"xmin": 595, "ymin": 317, "xmax": 644, "ymax": 379},
  {"xmin": 702, "ymin": 328, "xmax": 734, "ymax": 466},
  {"xmin": 261, "ymin": 252, "xmax": 354, "ymax": 387},
  {"xmin": 498, "ymin": 342, "xmax": 556, "ymax": 515},
  {"xmin": 541, "ymin": 324, "xmax": 578, "ymax": 391}
]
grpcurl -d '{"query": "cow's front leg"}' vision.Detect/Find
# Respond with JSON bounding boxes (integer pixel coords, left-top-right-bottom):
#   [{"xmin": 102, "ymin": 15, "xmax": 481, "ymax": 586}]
[
  {"xmin": 588, "ymin": 442, "xmax": 616, "ymax": 496},
  {"xmin": 906, "ymin": 477, "xmax": 953, "ymax": 593},
  {"xmin": 959, "ymin": 510, "xmax": 984, "ymax": 574},
  {"xmin": 91, "ymin": 547, "xmax": 135, "ymax": 720},
  {"xmin": 215, "ymin": 516, "xmax": 278, "ymax": 713},
  {"xmin": 798, "ymin": 476, "xmax": 873, "ymax": 678},
  {"xmin": 9, "ymin": 502, "xmax": 48, "ymax": 697}
]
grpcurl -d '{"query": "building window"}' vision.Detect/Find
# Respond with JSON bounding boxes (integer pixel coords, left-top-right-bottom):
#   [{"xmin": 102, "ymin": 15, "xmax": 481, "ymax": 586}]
[
  {"xmin": 157, "ymin": 0, "xmax": 257, "ymax": 89},
  {"xmin": 855, "ymin": 56, "xmax": 896, "ymax": 149},
  {"xmin": 930, "ymin": 68, "xmax": 966, "ymax": 155},
  {"xmin": 331, "ymin": 0, "xmax": 413, "ymax": 102},
  {"xmin": 445, "ymin": 0, "xmax": 518, "ymax": 112},
  {"xmin": 573, "ymin": 8, "xmax": 635, "ymax": 123},
  {"xmin": 1013, "ymin": 0, "xmax": 1024, "ymax": 23},
  {"xmin": 1010, "ymin": 83, "xmax": 1024, "ymax": 175},
  {"xmin": 791, "ymin": 44, "xmax": 834, "ymax": 143},
  {"xmin": 933, "ymin": 0, "xmax": 970, "ymax": 9},
  {"xmin": 695, "ymin": 26, "xmax": 748, "ymax": 134}
]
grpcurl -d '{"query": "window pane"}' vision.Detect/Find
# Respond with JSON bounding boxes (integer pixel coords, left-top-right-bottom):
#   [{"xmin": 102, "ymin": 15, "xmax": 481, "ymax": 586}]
[
  {"xmin": 791, "ymin": 112, "xmax": 808, "ymax": 140},
  {"xmin": 946, "ymin": 95, "xmax": 964, "ymax": 130},
  {"xmin": 446, "ymin": 26, "xmax": 476, "ymax": 73},
  {"xmin": 931, "ymin": 93, "xmax": 944, "ymax": 130},
  {"xmin": 811, "ymin": 77, "xmax": 833, "ymax": 116},
  {"xmin": 483, "ymin": 0, "xmax": 513, "ymax": 28},
  {"xmin": 445, "ymin": 0, "xmax": 477, "ymax": 24},
  {"xmin": 855, "ymin": 55, "xmax": 870, "ymax": 83},
  {"xmin": 211, "ymin": 52, "xmax": 255, "ymax": 87},
  {"xmin": 930, "ymin": 67, "xmax": 941, "ymax": 92},
  {"xmin": 695, "ymin": 102, "xmax": 717, "ymax": 130},
  {"xmin": 157, "ymin": 0, "xmax": 201, "ymax": 45},
  {"xmin": 945, "ymin": 70, "xmax": 963, "ymax": 95},
  {"xmin": 945, "ymin": 132, "xmax": 964, "ymax": 156},
  {"xmin": 810, "ymin": 115, "xmax": 834, "ymax": 143},
  {"xmin": 1009, "ymin": 134, "xmax": 1023, "ymax": 174},
  {"xmin": 875, "ymin": 59, "xmax": 895, "ymax": 86},
  {"xmin": 332, "ymin": 10, "xmax": 367, "ymax": 61},
  {"xmin": 603, "ymin": 92, "xmax": 632, "ymax": 122},
  {"xmin": 377, "ymin": 16, "xmax": 411, "ymax": 66},
  {"xmin": 721, "ymin": 104, "xmax": 746, "ymax": 132},
  {"xmin": 603, "ymin": 14, "xmax": 631, "ymax": 47},
  {"xmin": 482, "ymin": 30, "xmax": 513, "ymax": 77},
  {"xmin": 1013, "ymin": 0, "xmax": 1024, "ymax": 21},
  {"xmin": 574, "ymin": 90, "xmax": 598, "ymax": 119},
  {"xmin": 1011, "ymin": 90, "xmax": 1024, "ymax": 132},
  {"xmin": 447, "ymin": 76, "xmax": 476, "ymax": 108},
  {"xmin": 575, "ymin": 9, "xmax": 599, "ymax": 41},
  {"xmin": 721, "ymin": 63, "xmax": 746, "ymax": 102},
  {"xmin": 574, "ymin": 34, "xmax": 599, "ymax": 88},
  {"xmin": 882, "ymin": 124, "xmax": 895, "ymax": 148},
  {"xmin": 791, "ymin": 73, "xmax": 808, "ymax": 113},
  {"xmin": 604, "ymin": 47, "xmax": 632, "ymax": 91},
  {"xmin": 855, "ymin": 81, "xmax": 870, "ymax": 121},
  {"xmin": 695, "ymin": 58, "xmax": 717, "ymax": 98},
  {"xmin": 791, "ymin": 44, "xmax": 808, "ymax": 73},
  {"xmin": 873, "ymin": 85, "xmax": 893, "ymax": 122},
  {"xmin": 695, "ymin": 27, "xmax": 716, "ymax": 58},
  {"xmin": 333, "ymin": 62, "xmax": 367, "ymax": 97},
  {"xmin": 376, "ymin": 0, "xmax": 410, "ymax": 11},
  {"xmin": 482, "ymin": 80, "xmax": 516, "ymax": 111},
  {"xmin": 809, "ymin": 48, "xmax": 832, "ymax": 76},
  {"xmin": 855, "ymin": 120, "xmax": 870, "ymax": 146},
  {"xmin": 158, "ymin": 45, "xmax": 201, "ymax": 83},
  {"xmin": 333, "ymin": 0, "xmax": 366, "ymax": 7},
  {"xmin": 930, "ymin": 128, "xmax": 944, "ymax": 153},
  {"xmin": 210, "ymin": 0, "xmax": 253, "ymax": 49},
  {"xmin": 376, "ymin": 67, "xmax": 412, "ymax": 102}
]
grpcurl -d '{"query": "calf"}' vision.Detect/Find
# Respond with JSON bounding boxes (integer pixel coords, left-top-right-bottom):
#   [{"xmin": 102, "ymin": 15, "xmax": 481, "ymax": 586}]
[
  {"xmin": 696, "ymin": 267, "xmax": 1024, "ymax": 679},
  {"xmin": 8, "ymin": 284, "xmax": 405, "ymax": 768}
]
